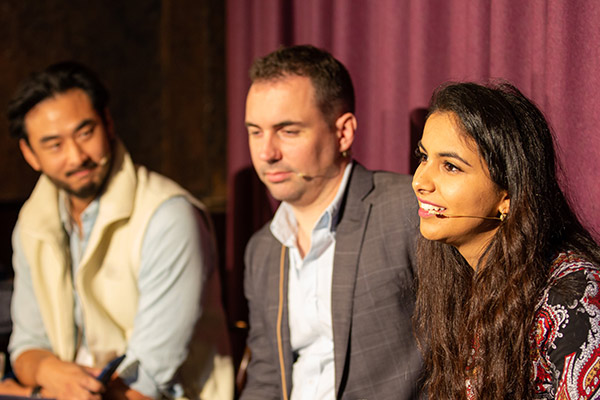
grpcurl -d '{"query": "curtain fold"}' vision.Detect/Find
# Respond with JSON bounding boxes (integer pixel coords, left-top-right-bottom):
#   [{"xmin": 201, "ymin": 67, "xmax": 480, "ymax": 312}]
[{"xmin": 224, "ymin": 0, "xmax": 600, "ymax": 334}]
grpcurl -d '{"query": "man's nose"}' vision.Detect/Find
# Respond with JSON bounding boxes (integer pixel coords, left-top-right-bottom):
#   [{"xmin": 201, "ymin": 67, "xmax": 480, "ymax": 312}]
[
  {"xmin": 64, "ymin": 139, "xmax": 87, "ymax": 166},
  {"xmin": 259, "ymin": 132, "xmax": 281, "ymax": 162}
]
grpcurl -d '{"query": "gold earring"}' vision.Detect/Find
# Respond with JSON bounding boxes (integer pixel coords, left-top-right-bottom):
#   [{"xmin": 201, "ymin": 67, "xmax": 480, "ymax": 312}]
[
  {"xmin": 341, "ymin": 150, "xmax": 349, "ymax": 158},
  {"xmin": 499, "ymin": 211, "xmax": 507, "ymax": 222}
]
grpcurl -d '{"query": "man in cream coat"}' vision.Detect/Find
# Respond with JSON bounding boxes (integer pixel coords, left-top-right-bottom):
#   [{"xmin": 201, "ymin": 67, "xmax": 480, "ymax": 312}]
[{"xmin": 3, "ymin": 62, "xmax": 232, "ymax": 400}]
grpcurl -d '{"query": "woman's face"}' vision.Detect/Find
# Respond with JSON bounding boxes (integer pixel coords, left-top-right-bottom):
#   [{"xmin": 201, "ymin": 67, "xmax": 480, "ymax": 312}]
[{"xmin": 412, "ymin": 111, "xmax": 510, "ymax": 267}]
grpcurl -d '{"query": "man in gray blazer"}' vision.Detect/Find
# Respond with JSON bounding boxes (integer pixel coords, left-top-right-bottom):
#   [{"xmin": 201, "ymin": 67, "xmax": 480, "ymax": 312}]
[{"xmin": 241, "ymin": 45, "xmax": 423, "ymax": 400}]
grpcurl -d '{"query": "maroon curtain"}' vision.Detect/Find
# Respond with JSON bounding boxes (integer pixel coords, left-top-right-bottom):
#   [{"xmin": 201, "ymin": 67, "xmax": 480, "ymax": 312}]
[{"xmin": 224, "ymin": 0, "xmax": 600, "ymax": 349}]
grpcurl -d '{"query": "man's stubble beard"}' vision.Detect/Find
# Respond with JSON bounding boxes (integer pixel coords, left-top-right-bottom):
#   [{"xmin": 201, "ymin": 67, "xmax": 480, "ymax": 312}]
[{"xmin": 51, "ymin": 154, "xmax": 113, "ymax": 200}]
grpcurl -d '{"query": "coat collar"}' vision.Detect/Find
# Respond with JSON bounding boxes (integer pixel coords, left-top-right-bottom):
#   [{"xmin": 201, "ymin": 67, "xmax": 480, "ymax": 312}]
[
  {"xmin": 331, "ymin": 163, "xmax": 374, "ymax": 394},
  {"xmin": 19, "ymin": 139, "xmax": 135, "ymax": 238},
  {"xmin": 19, "ymin": 139, "xmax": 138, "ymax": 271}
]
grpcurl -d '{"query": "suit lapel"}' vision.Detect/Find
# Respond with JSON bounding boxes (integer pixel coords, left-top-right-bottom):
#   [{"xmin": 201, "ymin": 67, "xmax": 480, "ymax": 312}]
[{"xmin": 331, "ymin": 164, "xmax": 374, "ymax": 395}]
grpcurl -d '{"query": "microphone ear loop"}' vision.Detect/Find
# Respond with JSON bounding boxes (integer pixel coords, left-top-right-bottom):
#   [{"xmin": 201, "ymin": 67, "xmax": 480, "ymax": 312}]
[{"xmin": 499, "ymin": 210, "xmax": 508, "ymax": 222}]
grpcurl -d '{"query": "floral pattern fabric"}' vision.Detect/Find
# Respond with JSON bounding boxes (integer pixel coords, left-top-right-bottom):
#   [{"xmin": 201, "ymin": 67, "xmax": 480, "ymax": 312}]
[{"xmin": 532, "ymin": 251, "xmax": 600, "ymax": 399}]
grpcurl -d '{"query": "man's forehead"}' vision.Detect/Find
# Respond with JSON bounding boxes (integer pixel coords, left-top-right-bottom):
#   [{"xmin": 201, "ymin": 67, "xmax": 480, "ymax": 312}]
[
  {"xmin": 250, "ymin": 74, "xmax": 316, "ymax": 94},
  {"xmin": 247, "ymin": 76, "xmax": 318, "ymax": 110},
  {"xmin": 24, "ymin": 89, "xmax": 99, "ymax": 139}
]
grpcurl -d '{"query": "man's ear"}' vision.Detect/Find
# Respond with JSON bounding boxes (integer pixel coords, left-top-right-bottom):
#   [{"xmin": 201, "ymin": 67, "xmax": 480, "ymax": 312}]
[
  {"xmin": 19, "ymin": 139, "xmax": 41, "ymax": 171},
  {"xmin": 334, "ymin": 112, "xmax": 357, "ymax": 153}
]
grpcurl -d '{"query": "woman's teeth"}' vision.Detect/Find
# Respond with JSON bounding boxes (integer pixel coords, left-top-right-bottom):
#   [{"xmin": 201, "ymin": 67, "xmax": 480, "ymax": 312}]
[{"xmin": 420, "ymin": 202, "xmax": 446, "ymax": 215}]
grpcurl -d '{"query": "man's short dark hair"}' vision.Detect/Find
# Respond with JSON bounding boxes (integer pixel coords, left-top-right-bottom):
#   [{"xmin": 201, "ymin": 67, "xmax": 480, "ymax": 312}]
[
  {"xmin": 7, "ymin": 61, "xmax": 110, "ymax": 141},
  {"xmin": 249, "ymin": 45, "xmax": 355, "ymax": 125}
]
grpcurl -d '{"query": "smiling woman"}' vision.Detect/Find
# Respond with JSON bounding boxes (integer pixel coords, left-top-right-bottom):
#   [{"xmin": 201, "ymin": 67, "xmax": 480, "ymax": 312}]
[
  {"xmin": 413, "ymin": 112, "xmax": 509, "ymax": 267},
  {"xmin": 412, "ymin": 82, "xmax": 600, "ymax": 399}
]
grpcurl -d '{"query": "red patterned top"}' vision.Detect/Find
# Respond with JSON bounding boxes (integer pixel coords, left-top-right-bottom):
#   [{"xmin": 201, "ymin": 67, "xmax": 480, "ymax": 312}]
[
  {"xmin": 467, "ymin": 251, "xmax": 600, "ymax": 399},
  {"xmin": 531, "ymin": 251, "xmax": 600, "ymax": 399}
]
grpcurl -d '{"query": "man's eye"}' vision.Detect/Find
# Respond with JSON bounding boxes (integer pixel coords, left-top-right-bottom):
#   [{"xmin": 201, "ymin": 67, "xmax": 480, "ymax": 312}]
[
  {"xmin": 43, "ymin": 142, "xmax": 61, "ymax": 151},
  {"xmin": 77, "ymin": 126, "xmax": 95, "ymax": 140}
]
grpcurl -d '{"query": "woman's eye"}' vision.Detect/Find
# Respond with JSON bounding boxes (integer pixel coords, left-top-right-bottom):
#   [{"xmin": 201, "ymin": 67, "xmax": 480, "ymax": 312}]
[{"xmin": 444, "ymin": 161, "xmax": 461, "ymax": 172}]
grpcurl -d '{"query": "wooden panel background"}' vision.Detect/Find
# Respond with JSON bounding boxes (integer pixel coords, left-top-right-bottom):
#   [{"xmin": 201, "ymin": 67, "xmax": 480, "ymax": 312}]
[{"xmin": 0, "ymin": 0, "xmax": 226, "ymax": 210}]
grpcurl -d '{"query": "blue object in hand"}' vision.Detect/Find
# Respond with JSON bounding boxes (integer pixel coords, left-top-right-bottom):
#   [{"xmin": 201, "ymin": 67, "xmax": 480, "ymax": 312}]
[{"xmin": 96, "ymin": 355, "xmax": 126, "ymax": 385}]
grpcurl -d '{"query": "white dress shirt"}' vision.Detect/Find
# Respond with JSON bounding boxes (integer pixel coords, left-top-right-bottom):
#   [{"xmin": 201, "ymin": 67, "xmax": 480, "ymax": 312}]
[{"xmin": 270, "ymin": 162, "xmax": 353, "ymax": 400}]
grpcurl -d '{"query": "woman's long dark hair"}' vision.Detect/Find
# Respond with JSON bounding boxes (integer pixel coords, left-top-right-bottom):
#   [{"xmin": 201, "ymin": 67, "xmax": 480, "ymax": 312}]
[{"xmin": 414, "ymin": 82, "xmax": 600, "ymax": 399}]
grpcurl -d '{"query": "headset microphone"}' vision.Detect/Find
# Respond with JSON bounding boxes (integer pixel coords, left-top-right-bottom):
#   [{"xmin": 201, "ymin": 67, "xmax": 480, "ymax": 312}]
[
  {"xmin": 295, "ymin": 171, "xmax": 333, "ymax": 180},
  {"xmin": 296, "ymin": 171, "xmax": 317, "ymax": 180},
  {"xmin": 296, "ymin": 171, "xmax": 328, "ymax": 181},
  {"xmin": 431, "ymin": 211, "xmax": 505, "ymax": 221}
]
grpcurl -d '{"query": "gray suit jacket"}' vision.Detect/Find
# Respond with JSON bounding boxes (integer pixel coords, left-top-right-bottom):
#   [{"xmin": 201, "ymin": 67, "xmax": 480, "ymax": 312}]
[{"xmin": 241, "ymin": 163, "xmax": 423, "ymax": 400}]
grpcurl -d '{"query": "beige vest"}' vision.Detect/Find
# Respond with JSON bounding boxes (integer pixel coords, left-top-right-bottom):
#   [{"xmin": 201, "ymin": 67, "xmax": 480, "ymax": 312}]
[{"xmin": 17, "ymin": 142, "xmax": 233, "ymax": 399}]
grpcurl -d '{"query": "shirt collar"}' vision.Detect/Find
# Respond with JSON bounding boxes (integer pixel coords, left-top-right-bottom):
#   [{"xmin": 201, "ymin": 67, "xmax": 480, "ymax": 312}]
[
  {"xmin": 270, "ymin": 161, "xmax": 354, "ymax": 247},
  {"xmin": 58, "ymin": 190, "xmax": 100, "ymax": 236}
]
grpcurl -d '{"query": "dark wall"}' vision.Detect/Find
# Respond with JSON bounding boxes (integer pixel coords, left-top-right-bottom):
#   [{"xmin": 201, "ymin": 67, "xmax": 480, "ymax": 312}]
[
  {"xmin": 0, "ymin": 0, "xmax": 227, "ymax": 276},
  {"xmin": 0, "ymin": 0, "xmax": 226, "ymax": 208}
]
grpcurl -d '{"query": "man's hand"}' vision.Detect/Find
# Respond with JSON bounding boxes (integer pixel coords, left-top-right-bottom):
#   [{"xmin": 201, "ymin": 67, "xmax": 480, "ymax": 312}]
[
  {"xmin": 104, "ymin": 377, "xmax": 153, "ymax": 400},
  {"xmin": 35, "ymin": 356, "xmax": 104, "ymax": 400},
  {"xmin": 0, "ymin": 378, "xmax": 31, "ymax": 396},
  {"xmin": 14, "ymin": 350, "xmax": 104, "ymax": 400}
]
